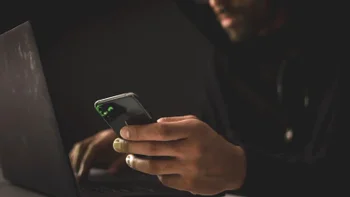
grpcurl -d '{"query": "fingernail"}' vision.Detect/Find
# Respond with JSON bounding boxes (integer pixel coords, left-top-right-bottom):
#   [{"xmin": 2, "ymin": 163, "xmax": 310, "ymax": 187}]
[
  {"xmin": 113, "ymin": 138, "xmax": 125, "ymax": 152},
  {"xmin": 125, "ymin": 154, "xmax": 133, "ymax": 167},
  {"xmin": 120, "ymin": 127, "xmax": 130, "ymax": 139}
]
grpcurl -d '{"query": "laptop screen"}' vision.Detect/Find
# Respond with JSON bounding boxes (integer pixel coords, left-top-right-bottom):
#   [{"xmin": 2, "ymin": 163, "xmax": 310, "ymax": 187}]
[{"xmin": 0, "ymin": 22, "xmax": 78, "ymax": 197}]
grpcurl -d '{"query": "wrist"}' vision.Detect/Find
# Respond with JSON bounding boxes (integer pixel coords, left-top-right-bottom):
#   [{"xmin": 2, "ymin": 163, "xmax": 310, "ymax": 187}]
[{"xmin": 226, "ymin": 145, "xmax": 247, "ymax": 191}]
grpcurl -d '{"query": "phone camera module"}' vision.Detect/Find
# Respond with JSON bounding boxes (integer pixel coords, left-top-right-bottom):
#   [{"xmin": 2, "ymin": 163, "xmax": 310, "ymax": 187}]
[{"xmin": 96, "ymin": 103, "xmax": 127, "ymax": 122}]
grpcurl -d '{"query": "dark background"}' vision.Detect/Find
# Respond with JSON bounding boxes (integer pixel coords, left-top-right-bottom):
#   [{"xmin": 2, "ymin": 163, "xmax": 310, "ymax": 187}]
[{"xmin": 0, "ymin": 0, "xmax": 213, "ymax": 153}]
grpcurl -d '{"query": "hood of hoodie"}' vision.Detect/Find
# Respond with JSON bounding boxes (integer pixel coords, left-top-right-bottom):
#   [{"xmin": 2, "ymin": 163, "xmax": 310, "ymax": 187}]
[
  {"xmin": 175, "ymin": 1, "xmax": 298, "ymax": 53},
  {"xmin": 174, "ymin": 0, "xmax": 341, "ymax": 106}
]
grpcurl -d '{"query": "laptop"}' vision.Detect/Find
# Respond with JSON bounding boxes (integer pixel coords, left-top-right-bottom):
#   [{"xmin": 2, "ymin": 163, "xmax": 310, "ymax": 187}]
[{"xmin": 0, "ymin": 22, "xmax": 200, "ymax": 197}]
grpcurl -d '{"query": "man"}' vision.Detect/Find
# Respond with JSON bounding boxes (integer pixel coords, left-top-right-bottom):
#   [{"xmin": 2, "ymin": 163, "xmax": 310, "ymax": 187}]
[{"xmin": 70, "ymin": 0, "xmax": 343, "ymax": 196}]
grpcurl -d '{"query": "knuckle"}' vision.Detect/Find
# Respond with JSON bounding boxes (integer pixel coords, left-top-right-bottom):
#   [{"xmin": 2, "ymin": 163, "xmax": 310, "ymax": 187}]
[
  {"xmin": 190, "ymin": 118, "xmax": 203, "ymax": 128},
  {"xmin": 72, "ymin": 142, "xmax": 82, "ymax": 150},
  {"xmin": 71, "ymin": 143, "xmax": 82, "ymax": 156},
  {"xmin": 158, "ymin": 176, "xmax": 168, "ymax": 186},
  {"xmin": 158, "ymin": 176, "xmax": 173, "ymax": 188},
  {"xmin": 128, "ymin": 126, "xmax": 139, "ymax": 140},
  {"xmin": 157, "ymin": 123, "xmax": 170, "ymax": 139},
  {"xmin": 186, "ymin": 119, "xmax": 204, "ymax": 134},
  {"xmin": 173, "ymin": 146, "xmax": 184, "ymax": 158},
  {"xmin": 146, "ymin": 143, "xmax": 158, "ymax": 155},
  {"xmin": 173, "ymin": 140, "xmax": 186, "ymax": 157},
  {"xmin": 187, "ymin": 115, "xmax": 198, "ymax": 119},
  {"xmin": 150, "ymin": 161, "xmax": 161, "ymax": 175}
]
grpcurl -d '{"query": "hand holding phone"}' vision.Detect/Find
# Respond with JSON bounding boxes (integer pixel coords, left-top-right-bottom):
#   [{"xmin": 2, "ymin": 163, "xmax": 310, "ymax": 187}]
[{"xmin": 95, "ymin": 92, "xmax": 156, "ymax": 159}]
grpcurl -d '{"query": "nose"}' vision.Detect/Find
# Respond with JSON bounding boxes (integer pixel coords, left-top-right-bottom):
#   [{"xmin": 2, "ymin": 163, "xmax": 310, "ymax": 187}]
[{"xmin": 209, "ymin": 0, "xmax": 217, "ymax": 6}]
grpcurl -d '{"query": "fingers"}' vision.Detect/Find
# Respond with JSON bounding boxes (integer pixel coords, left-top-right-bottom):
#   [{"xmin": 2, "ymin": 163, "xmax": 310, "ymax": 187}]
[
  {"xmin": 125, "ymin": 154, "xmax": 181, "ymax": 175},
  {"xmin": 69, "ymin": 143, "xmax": 81, "ymax": 173},
  {"xmin": 113, "ymin": 138, "xmax": 181, "ymax": 157},
  {"xmin": 77, "ymin": 142, "xmax": 100, "ymax": 179},
  {"xmin": 157, "ymin": 115, "xmax": 197, "ymax": 123},
  {"xmin": 69, "ymin": 137, "xmax": 93, "ymax": 174},
  {"xmin": 120, "ymin": 121, "xmax": 192, "ymax": 142},
  {"xmin": 69, "ymin": 129, "xmax": 120, "ymax": 180}
]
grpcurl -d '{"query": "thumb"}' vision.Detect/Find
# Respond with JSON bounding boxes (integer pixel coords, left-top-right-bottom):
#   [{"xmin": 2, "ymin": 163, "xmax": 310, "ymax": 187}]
[{"xmin": 157, "ymin": 115, "xmax": 197, "ymax": 123}]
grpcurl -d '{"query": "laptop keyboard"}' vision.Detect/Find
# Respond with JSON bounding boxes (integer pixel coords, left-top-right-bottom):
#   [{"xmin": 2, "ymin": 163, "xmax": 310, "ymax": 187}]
[
  {"xmin": 80, "ymin": 176, "xmax": 168, "ymax": 194},
  {"xmin": 80, "ymin": 170, "xmax": 193, "ymax": 195}
]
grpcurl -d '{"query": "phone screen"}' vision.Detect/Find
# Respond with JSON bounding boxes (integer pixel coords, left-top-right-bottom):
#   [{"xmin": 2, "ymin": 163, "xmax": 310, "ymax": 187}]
[{"xmin": 95, "ymin": 93, "xmax": 153, "ymax": 137}]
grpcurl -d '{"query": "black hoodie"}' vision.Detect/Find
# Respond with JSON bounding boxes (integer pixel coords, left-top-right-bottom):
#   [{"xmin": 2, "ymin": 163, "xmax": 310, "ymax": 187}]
[{"xmin": 175, "ymin": 1, "xmax": 343, "ymax": 196}]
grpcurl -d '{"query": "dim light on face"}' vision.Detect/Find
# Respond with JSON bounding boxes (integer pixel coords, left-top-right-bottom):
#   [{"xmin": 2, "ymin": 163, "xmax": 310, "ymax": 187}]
[{"xmin": 208, "ymin": 0, "xmax": 281, "ymax": 41}]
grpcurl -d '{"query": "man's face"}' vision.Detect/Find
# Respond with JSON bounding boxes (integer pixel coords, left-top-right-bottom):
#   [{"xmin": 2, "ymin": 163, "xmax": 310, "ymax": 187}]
[{"xmin": 209, "ymin": 0, "xmax": 272, "ymax": 42}]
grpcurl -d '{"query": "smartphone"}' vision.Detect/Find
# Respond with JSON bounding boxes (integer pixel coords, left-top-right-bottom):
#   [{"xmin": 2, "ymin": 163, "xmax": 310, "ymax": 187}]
[{"xmin": 94, "ymin": 92, "xmax": 154, "ymax": 138}]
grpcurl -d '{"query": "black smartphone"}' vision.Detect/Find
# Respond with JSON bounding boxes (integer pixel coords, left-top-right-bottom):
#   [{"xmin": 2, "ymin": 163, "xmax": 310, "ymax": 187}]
[
  {"xmin": 95, "ymin": 93, "xmax": 170, "ymax": 160},
  {"xmin": 94, "ymin": 92, "xmax": 154, "ymax": 138}
]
